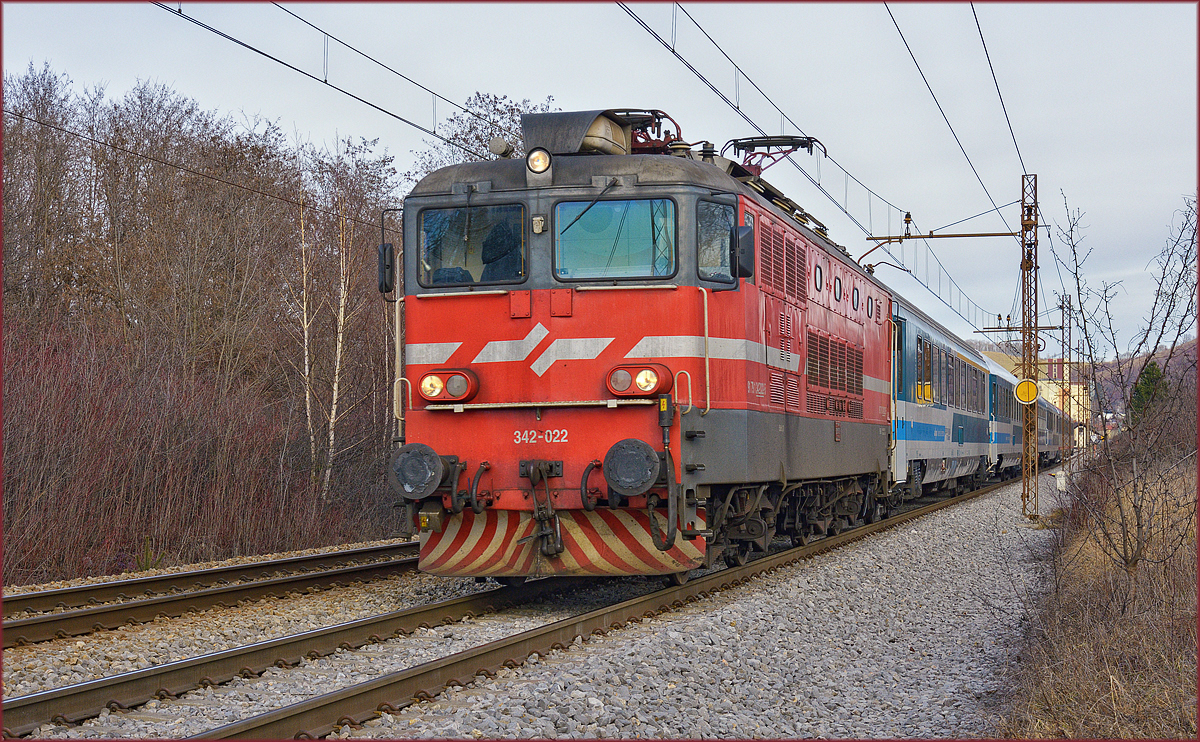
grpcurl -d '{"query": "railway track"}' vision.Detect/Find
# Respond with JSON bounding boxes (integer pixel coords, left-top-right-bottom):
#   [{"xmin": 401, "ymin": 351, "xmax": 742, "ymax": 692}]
[
  {"xmin": 4, "ymin": 482, "xmax": 1005, "ymax": 739},
  {"xmin": 2, "ymin": 542, "xmax": 420, "ymax": 649}
]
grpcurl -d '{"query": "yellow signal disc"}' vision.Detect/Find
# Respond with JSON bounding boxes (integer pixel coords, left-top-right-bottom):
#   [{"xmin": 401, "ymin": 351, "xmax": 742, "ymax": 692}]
[{"xmin": 1015, "ymin": 378, "xmax": 1039, "ymax": 405}]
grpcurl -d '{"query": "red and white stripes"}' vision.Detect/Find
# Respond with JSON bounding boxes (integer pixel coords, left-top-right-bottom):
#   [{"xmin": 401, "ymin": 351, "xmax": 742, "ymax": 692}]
[{"xmin": 420, "ymin": 509, "xmax": 707, "ymax": 577}]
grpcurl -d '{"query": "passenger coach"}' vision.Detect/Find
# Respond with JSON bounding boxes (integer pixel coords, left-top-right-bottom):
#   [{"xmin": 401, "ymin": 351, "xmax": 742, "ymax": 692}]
[{"xmin": 888, "ymin": 294, "xmax": 990, "ymax": 500}]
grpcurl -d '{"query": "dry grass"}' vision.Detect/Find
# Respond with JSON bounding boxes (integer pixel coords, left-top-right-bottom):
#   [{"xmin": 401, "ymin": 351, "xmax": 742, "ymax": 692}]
[{"xmin": 1000, "ymin": 471, "xmax": 1197, "ymax": 738}]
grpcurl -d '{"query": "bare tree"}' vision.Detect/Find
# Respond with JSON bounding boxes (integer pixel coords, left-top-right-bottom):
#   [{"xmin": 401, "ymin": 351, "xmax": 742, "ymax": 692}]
[
  {"xmin": 402, "ymin": 92, "xmax": 555, "ymax": 188},
  {"xmin": 1052, "ymin": 194, "xmax": 1198, "ymax": 611},
  {"xmin": 288, "ymin": 137, "xmax": 400, "ymax": 504},
  {"xmin": 2, "ymin": 62, "xmax": 88, "ymax": 324}
]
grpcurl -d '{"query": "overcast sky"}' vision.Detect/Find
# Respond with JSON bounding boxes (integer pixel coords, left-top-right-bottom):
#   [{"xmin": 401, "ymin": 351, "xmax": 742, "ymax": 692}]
[{"xmin": 5, "ymin": 2, "xmax": 1196, "ymax": 354}]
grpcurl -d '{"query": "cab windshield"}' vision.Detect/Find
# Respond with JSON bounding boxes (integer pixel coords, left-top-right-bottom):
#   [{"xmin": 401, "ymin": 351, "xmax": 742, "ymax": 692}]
[
  {"xmin": 418, "ymin": 204, "xmax": 526, "ymax": 286},
  {"xmin": 554, "ymin": 198, "xmax": 676, "ymax": 280}
]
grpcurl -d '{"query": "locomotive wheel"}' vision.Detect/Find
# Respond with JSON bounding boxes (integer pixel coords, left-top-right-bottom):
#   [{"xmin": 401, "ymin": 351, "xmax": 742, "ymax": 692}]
[
  {"xmin": 723, "ymin": 542, "xmax": 751, "ymax": 568},
  {"xmin": 666, "ymin": 570, "xmax": 691, "ymax": 586}
]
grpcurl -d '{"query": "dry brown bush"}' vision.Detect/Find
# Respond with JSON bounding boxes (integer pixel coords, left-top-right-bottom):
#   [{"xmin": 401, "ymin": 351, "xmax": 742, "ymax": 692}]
[{"xmin": 1000, "ymin": 470, "xmax": 1197, "ymax": 738}]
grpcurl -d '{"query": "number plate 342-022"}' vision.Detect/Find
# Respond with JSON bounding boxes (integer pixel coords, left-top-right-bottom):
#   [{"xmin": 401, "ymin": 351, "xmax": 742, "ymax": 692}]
[{"xmin": 513, "ymin": 429, "xmax": 569, "ymax": 444}]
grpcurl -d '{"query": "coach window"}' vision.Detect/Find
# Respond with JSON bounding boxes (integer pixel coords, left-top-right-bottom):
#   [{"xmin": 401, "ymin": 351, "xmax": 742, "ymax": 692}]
[
  {"xmin": 935, "ymin": 346, "xmax": 944, "ymax": 404},
  {"xmin": 922, "ymin": 338, "xmax": 932, "ymax": 402},
  {"xmin": 697, "ymin": 201, "xmax": 735, "ymax": 282},
  {"xmin": 917, "ymin": 337, "xmax": 929, "ymax": 402},
  {"xmin": 852, "ymin": 286, "xmax": 860, "ymax": 311},
  {"xmin": 418, "ymin": 204, "xmax": 526, "ymax": 287},
  {"xmin": 947, "ymin": 355, "xmax": 956, "ymax": 408},
  {"xmin": 554, "ymin": 198, "xmax": 676, "ymax": 280},
  {"xmin": 814, "ymin": 264, "xmax": 823, "ymax": 292},
  {"xmin": 834, "ymin": 276, "xmax": 842, "ymax": 302}
]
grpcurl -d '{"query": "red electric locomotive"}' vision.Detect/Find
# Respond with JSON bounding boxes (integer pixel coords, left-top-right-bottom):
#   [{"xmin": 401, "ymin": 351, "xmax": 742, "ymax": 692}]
[{"xmin": 379, "ymin": 110, "xmax": 892, "ymax": 583}]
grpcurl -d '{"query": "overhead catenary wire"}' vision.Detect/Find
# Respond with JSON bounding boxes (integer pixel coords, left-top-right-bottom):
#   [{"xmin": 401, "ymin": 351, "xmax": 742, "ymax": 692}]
[
  {"xmin": 269, "ymin": 2, "xmax": 523, "ymax": 143},
  {"xmin": 931, "ymin": 200, "xmax": 1019, "ymax": 233},
  {"xmin": 616, "ymin": 1, "xmax": 876, "ymax": 238},
  {"xmin": 884, "ymin": 3, "xmax": 1017, "ymax": 240},
  {"xmin": 672, "ymin": 3, "xmax": 905, "ymax": 221},
  {"xmin": 971, "ymin": 3, "xmax": 1027, "ymax": 174},
  {"xmin": 151, "ymin": 2, "xmax": 488, "ymax": 160},
  {"xmin": 621, "ymin": 2, "xmax": 997, "ymax": 331}
]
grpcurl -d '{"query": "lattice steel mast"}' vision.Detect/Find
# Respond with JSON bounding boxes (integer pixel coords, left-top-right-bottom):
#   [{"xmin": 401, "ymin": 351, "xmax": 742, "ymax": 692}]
[{"xmin": 1020, "ymin": 174, "xmax": 1039, "ymax": 519}]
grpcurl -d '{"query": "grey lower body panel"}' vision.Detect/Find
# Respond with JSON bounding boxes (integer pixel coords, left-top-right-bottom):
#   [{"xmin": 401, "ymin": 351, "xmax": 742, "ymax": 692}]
[{"xmin": 676, "ymin": 408, "xmax": 889, "ymax": 488}]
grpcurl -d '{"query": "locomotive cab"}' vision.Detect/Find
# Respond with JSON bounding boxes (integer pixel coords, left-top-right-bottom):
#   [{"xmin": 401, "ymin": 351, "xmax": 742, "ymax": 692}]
[{"xmin": 382, "ymin": 110, "xmax": 763, "ymax": 578}]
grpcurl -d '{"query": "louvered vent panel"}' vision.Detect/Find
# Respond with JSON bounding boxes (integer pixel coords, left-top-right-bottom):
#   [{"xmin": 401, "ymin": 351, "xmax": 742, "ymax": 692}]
[
  {"xmin": 784, "ymin": 238, "xmax": 799, "ymax": 298},
  {"xmin": 836, "ymin": 343, "xmax": 848, "ymax": 392},
  {"xmin": 759, "ymin": 223, "xmax": 773, "ymax": 289},
  {"xmin": 794, "ymin": 243, "xmax": 807, "ymax": 301},
  {"xmin": 786, "ymin": 375, "xmax": 801, "ymax": 409},
  {"xmin": 772, "ymin": 228, "xmax": 786, "ymax": 294},
  {"xmin": 852, "ymin": 347, "xmax": 864, "ymax": 395},
  {"xmin": 807, "ymin": 333, "xmax": 819, "ymax": 379},
  {"xmin": 770, "ymin": 372, "xmax": 786, "ymax": 406},
  {"xmin": 849, "ymin": 400, "xmax": 864, "ymax": 419},
  {"xmin": 818, "ymin": 335, "xmax": 831, "ymax": 388},
  {"xmin": 807, "ymin": 392, "xmax": 825, "ymax": 415}
]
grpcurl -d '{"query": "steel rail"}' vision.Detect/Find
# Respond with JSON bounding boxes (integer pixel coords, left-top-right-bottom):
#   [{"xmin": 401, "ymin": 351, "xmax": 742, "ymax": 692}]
[
  {"xmin": 3, "ymin": 542, "xmax": 419, "ymax": 618},
  {"xmin": 3, "ymin": 555, "xmax": 421, "ymax": 648},
  {"xmin": 195, "ymin": 482, "xmax": 1008, "ymax": 739},
  {"xmin": 1, "ymin": 577, "xmax": 591, "ymax": 738}
]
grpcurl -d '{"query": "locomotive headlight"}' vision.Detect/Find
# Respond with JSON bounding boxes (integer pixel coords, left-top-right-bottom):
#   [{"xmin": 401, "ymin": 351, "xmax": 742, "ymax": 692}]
[
  {"xmin": 607, "ymin": 363, "xmax": 672, "ymax": 396},
  {"xmin": 635, "ymin": 369, "xmax": 659, "ymax": 392},
  {"xmin": 418, "ymin": 369, "xmax": 479, "ymax": 402},
  {"xmin": 445, "ymin": 373, "xmax": 469, "ymax": 398},
  {"xmin": 527, "ymin": 147, "xmax": 552, "ymax": 174},
  {"xmin": 420, "ymin": 374, "xmax": 444, "ymax": 398}
]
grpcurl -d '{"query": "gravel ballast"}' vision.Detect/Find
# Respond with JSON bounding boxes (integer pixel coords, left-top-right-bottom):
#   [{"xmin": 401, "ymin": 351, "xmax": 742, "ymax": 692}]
[
  {"xmin": 336, "ymin": 479, "xmax": 1056, "ymax": 739},
  {"xmin": 6, "ymin": 478, "xmax": 1056, "ymax": 739}
]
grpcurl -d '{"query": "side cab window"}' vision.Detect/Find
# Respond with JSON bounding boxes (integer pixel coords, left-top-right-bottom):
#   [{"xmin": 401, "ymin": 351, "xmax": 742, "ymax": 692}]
[{"xmin": 698, "ymin": 201, "xmax": 735, "ymax": 282}]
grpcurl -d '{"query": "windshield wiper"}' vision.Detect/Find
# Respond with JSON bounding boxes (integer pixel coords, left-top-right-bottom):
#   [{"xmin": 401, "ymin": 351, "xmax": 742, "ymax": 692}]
[{"xmin": 559, "ymin": 178, "xmax": 618, "ymax": 234}]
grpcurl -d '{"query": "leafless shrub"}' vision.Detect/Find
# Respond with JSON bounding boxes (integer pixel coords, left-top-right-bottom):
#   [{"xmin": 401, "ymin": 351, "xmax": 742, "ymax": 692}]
[
  {"xmin": 1000, "ymin": 195, "xmax": 1198, "ymax": 737},
  {"xmin": 1053, "ymin": 194, "xmax": 1197, "ymax": 592},
  {"xmin": 1001, "ymin": 472, "xmax": 1196, "ymax": 739}
]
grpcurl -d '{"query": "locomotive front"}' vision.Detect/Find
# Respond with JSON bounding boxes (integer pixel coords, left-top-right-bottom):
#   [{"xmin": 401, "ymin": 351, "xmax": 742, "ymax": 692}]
[{"xmin": 380, "ymin": 111, "xmax": 752, "ymax": 580}]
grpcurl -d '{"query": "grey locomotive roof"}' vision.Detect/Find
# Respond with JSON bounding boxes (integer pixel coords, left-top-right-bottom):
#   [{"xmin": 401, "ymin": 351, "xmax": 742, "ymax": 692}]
[
  {"xmin": 407, "ymin": 153, "xmax": 749, "ymax": 197},
  {"xmin": 407, "ymin": 109, "xmax": 879, "ymax": 298}
]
